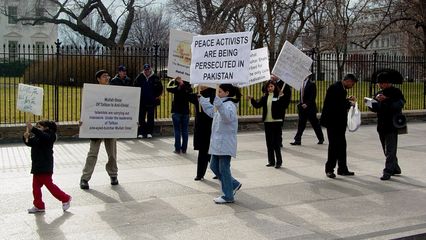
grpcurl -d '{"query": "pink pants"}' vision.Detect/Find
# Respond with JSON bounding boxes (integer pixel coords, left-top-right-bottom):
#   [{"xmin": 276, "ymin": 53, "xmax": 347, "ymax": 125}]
[{"xmin": 32, "ymin": 173, "xmax": 71, "ymax": 209}]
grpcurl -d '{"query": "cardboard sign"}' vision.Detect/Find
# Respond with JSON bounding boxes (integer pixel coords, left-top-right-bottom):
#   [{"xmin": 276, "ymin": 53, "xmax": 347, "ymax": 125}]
[
  {"xmin": 79, "ymin": 84, "xmax": 141, "ymax": 138},
  {"xmin": 272, "ymin": 41, "xmax": 312, "ymax": 90},
  {"xmin": 17, "ymin": 83, "xmax": 44, "ymax": 115},
  {"xmin": 190, "ymin": 31, "xmax": 253, "ymax": 84},
  {"xmin": 238, "ymin": 47, "xmax": 270, "ymax": 87},
  {"xmin": 167, "ymin": 29, "xmax": 197, "ymax": 81}
]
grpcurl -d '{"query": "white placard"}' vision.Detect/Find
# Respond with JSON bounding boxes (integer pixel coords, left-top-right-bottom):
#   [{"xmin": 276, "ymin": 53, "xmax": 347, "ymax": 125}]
[
  {"xmin": 272, "ymin": 41, "xmax": 312, "ymax": 90},
  {"xmin": 17, "ymin": 83, "xmax": 44, "ymax": 115},
  {"xmin": 79, "ymin": 84, "xmax": 141, "ymax": 138},
  {"xmin": 237, "ymin": 47, "xmax": 270, "ymax": 87},
  {"xmin": 190, "ymin": 31, "xmax": 253, "ymax": 84},
  {"xmin": 167, "ymin": 29, "xmax": 197, "ymax": 81}
]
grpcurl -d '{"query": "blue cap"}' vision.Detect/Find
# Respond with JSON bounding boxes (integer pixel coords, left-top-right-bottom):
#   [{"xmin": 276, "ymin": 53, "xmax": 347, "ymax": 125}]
[
  {"xmin": 118, "ymin": 65, "xmax": 126, "ymax": 72},
  {"xmin": 143, "ymin": 64, "xmax": 151, "ymax": 70}
]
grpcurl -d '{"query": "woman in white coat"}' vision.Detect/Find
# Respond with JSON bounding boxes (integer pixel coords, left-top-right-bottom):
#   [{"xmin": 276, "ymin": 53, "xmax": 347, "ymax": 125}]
[{"xmin": 199, "ymin": 84, "xmax": 242, "ymax": 204}]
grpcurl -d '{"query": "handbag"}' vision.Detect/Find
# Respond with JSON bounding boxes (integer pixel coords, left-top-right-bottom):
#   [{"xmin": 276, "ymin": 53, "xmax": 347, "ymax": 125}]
[{"xmin": 347, "ymin": 102, "xmax": 361, "ymax": 132}]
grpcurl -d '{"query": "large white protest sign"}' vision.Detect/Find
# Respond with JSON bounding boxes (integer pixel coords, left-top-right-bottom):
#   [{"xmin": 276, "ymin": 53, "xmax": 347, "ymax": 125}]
[
  {"xmin": 167, "ymin": 29, "xmax": 197, "ymax": 81},
  {"xmin": 17, "ymin": 83, "xmax": 44, "ymax": 115},
  {"xmin": 237, "ymin": 47, "xmax": 270, "ymax": 87},
  {"xmin": 190, "ymin": 31, "xmax": 252, "ymax": 84},
  {"xmin": 79, "ymin": 84, "xmax": 141, "ymax": 138},
  {"xmin": 272, "ymin": 41, "xmax": 312, "ymax": 90}
]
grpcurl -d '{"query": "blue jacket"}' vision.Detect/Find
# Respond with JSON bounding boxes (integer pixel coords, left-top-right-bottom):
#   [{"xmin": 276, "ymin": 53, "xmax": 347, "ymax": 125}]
[{"xmin": 200, "ymin": 96, "xmax": 238, "ymax": 158}]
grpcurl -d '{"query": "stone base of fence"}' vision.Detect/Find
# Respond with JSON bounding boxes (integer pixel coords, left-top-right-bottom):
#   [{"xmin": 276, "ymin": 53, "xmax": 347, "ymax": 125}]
[{"xmin": 1, "ymin": 111, "xmax": 425, "ymax": 144}]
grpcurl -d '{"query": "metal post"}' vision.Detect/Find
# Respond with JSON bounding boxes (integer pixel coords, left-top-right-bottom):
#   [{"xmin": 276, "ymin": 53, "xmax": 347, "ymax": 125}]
[
  {"xmin": 153, "ymin": 43, "xmax": 159, "ymax": 75},
  {"xmin": 370, "ymin": 51, "xmax": 378, "ymax": 97},
  {"xmin": 54, "ymin": 39, "xmax": 61, "ymax": 122}
]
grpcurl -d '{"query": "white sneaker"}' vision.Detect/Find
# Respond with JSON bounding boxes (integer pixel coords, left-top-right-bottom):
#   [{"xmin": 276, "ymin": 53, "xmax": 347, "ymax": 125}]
[
  {"xmin": 28, "ymin": 206, "xmax": 45, "ymax": 214},
  {"xmin": 147, "ymin": 134, "xmax": 153, "ymax": 138},
  {"xmin": 233, "ymin": 183, "xmax": 242, "ymax": 196},
  {"xmin": 137, "ymin": 135, "xmax": 143, "ymax": 139},
  {"xmin": 213, "ymin": 196, "xmax": 234, "ymax": 204},
  {"xmin": 62, "ymin": 197, "xmax": 72, "ymax": 211}
]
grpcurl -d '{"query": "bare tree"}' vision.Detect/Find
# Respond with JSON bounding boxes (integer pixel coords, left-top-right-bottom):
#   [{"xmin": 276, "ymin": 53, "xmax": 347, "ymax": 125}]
[
  {"xmin": 127, "ymin": 7, "xmax": 170, "ymax": 47},
  {"xmin": 0, "ymin": 0, "xmax": 154, "ymax": 47},
  {"xmin": 168, "ymin": 0, "xmax": 251, "ymax": 34}
]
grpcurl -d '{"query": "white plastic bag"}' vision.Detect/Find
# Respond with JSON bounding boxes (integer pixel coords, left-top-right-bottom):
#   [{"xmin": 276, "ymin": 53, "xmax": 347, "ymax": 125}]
[{"xmin": 347, "ymin": 102, "xmax": 361, "ymax": 132}]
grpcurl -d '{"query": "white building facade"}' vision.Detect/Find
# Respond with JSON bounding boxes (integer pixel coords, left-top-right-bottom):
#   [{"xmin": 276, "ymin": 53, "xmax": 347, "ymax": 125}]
[{"xmin": 0, "ymin": 0, "xmax": 57, "ymax": 58}]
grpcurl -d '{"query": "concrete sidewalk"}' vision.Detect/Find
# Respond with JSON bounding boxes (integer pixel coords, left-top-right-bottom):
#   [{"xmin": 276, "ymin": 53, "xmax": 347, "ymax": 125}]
[{"xmin": 1, "ymin": 123, "xmax": 426, "ymax": 240}]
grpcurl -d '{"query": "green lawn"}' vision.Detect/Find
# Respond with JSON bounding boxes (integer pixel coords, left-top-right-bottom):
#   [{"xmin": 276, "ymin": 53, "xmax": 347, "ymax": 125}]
[{"xmin": 1, "ymin": 77, "xmax": 424, "ymax": 124}]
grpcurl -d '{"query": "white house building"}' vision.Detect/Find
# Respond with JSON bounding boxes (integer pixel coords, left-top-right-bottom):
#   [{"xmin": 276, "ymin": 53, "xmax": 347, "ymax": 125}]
[{"xmin": 0, "ymin": 0, "xmax": 57, "ymax": 59}]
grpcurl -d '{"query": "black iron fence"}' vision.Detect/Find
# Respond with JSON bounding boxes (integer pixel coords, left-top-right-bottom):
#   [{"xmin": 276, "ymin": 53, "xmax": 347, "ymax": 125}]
[{"xmin": 0, "ymin": 41, "xmax": 425, "ymax": 125}]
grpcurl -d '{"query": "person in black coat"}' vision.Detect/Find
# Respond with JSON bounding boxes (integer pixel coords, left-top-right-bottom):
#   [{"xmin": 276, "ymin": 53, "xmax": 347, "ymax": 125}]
[
  {"xmin": 320, "ymin": 74, "xmax": 357, "ymax": 178},
  {"xmin": 134, "ymin": 64, "xmax": 163, "ymax": 139},
  {"xmin": 249, "ymin": 80, "xmax": 287, "ymax": 168},
  {"xmin": 167, "ymin": 77, "xmax": 193, "ymax": 154},
  {"xmin": 368, "ymin": 71, "xmax": 405, "ymax": 180},
  {"xmin": 189, "ymin": 86, "xmax": 216, "ymax": 180},
  {"xmin": 291, "ymin": 79, "xmax": 324, "ymax": 145},
  {"xmin": 110, "ymin": 65, "xmax": 132, "ymax": 86},
  {"xmin": 23, "ymin": 120, "xmax": 71, "ymax": 213}
]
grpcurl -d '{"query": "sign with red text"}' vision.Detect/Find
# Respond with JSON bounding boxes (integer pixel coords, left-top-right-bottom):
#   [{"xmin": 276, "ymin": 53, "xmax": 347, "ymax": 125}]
[
  {"xmin": 79, "ymin": 84, "xmax": 141, "ymax": 138},
  {"xmin": 190, "ymin": 31, "xmax": 252, "ymax": 84}
]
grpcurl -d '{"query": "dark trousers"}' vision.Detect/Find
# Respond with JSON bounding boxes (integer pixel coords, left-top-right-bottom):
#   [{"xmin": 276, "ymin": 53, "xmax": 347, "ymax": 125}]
[
  {"xmin": 325, "ymin": 127, "xmax": 349, "ymax": 173},
  {"xmin": 138, "ymin": 106, "xmax": 155, "ymax": 136},
  {"xmin": 265, "ymin": 122, "xmax": 283, "ymax": 166},
  {"xmin": 294, "ymin": 108, "xmax": 324, "ymax": 143},
  {"xmin": 196, "ymin": 149, "xmax": 210, "ymax": 178},
  {"xmin": 379, "ymin": 130, "xmax": 400, "ymax": 175}
]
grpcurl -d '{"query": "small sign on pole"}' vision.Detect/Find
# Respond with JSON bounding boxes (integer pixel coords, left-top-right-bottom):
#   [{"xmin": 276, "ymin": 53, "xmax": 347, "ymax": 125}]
[
  {"xmin": 272, "ymin": 41, "xmax": 313, "ymax": 90},
  {"xmin": 17, "ymin": 83, "xmax": 44, "ymax": 116},
  {"xmin": 167, "ymin": 29, "xmax": 197, "ymax": 81}
]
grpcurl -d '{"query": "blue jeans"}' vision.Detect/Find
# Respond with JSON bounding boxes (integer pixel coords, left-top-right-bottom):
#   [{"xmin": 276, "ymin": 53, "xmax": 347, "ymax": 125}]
[
  {"xmin": 210, "ymin": 155, "xmax": 240, "ymax": 201},
  {"xmin": 172, "ymin": 113, "xmax": 189, "ymax": 152}
]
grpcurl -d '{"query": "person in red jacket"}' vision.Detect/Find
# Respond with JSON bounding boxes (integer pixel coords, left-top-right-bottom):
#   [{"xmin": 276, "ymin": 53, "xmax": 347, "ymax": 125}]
[{"xmin": 24, "ymin": 120, "xmax": 71, "ymax": 213}]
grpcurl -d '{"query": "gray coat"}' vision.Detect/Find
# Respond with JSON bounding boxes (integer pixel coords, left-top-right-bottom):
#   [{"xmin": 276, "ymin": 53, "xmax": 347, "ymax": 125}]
[{"xmin": 199, "ymin": 96, "xmax": 238, "ymax": 158}]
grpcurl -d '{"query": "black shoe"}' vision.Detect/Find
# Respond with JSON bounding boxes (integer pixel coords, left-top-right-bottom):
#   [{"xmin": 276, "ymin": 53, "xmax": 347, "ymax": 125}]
[
  {"xmin": 181, "ymin": 150, "xmax": 186, "ymax": 154},
  {"xmin": 317, "ymin": 140, "xmax": 324, "ymax": 144},
  {"xmin": 337, "ymin": 171, "xmax": 355, "ymax": 176},
  {"xmin": 110, "ymin": 176, "xmax": 119, "ymax": 185},
  {"xmin": 194, "ymin": 177, "xmax": 204, "ymax": 181},
  {"xmin": 266, "ymin": 163, "xmax": 274, "ymax": 167},
  {"xmin": 212, "ymin": 176, "xmax": 219, "ymax": 179},
  {"xmin": 380, "ymin": 174, "xmax": 391, "ymax": 180},
  {"xmin": 393, "ymin": 169, "xmax": 402, "ymax": 175},
  {"xmin": 80, "ymin": 179, "xmax": 89, "ymax": 189},
  {"xmin": 275, "ymin": 165, "xmax": 282, "ymax": 169},
  {"xmin": 326, "ymin": 172, "xmax": 336, "ymax": 178},
  {"xmin": 173, "ymin": 150, "xmax": 181, "ymax": 154},
  {"xmin": 290, "ymin": 142, "xmax": 301, "ymax": 146}
]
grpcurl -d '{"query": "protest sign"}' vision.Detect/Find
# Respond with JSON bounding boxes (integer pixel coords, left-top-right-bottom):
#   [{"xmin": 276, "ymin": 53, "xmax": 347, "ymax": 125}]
[
  {"xmin": 272, "ymin": 41, "xmax": 312, "ymax": 90},
  {"xmin": 17, "ymin": 83, "xmax": 44, "ymax": 116},
  {"xmin": 237, "ymin": 47, "xmax": 270, "ymax": 87},
  {"xmin": 167, "ymin": 29, "xmax": 196, "ymax": 81},
  {"xmin": 79, "ymin": 84, "xmax": 141, "ymax": 138},
  {"xmin": 190, "ymin": 31, "xmax": 252, "ymax": 84}
]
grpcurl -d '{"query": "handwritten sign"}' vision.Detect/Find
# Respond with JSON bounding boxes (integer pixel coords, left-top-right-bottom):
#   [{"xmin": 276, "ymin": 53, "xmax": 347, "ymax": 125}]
[
  {"xmin": 79, "ymin": 84, "xmax": 141, "ymax": 138},
  {"xmin": 190, "ymin": 31, "xmax": 252, "ymax": 84},
  {"xmin": 167, "ymin": 29, "xmax": 197, "ymax": 81},
  {"xmin": 272, "ymin": 41, "xmax": 312, "ymax": 90},
  {"xmin": 17, "ymin": 83, "xmax": 44, "ymax": 115},
  {"xmin": 237, "ymin": 47, "xmax": 270, "ymax": 87}
]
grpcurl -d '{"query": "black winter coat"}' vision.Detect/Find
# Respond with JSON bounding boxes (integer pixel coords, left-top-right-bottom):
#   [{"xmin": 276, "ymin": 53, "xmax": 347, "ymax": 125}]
[
  {"xmin": 250, "ymin": 93, "xmax": 287, "ymax": 121},
  {"xmin": 133, "ymin": 73, "xmax": 163, "ymax": 107},
  {"xmin": 167, "ymin": 80, "xmax": 193, "ymax": 114},
  {"xmin": 110, "ymin": 75, "xmax": 133, "ymax": 86},
  {"xmin": 188, "ymin": 88, "xmax": 215, "ymax": 151},
  {"xmin": 320, "ymin": 81, "xmax": 352, "ymax": 130},
  {"xmin": 370, "ymin": 86, "xmax": 405, "ymax": 133},
  {"xmin": 23, "ymin": 127, "xmax": 56, "ymax": 174}
]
